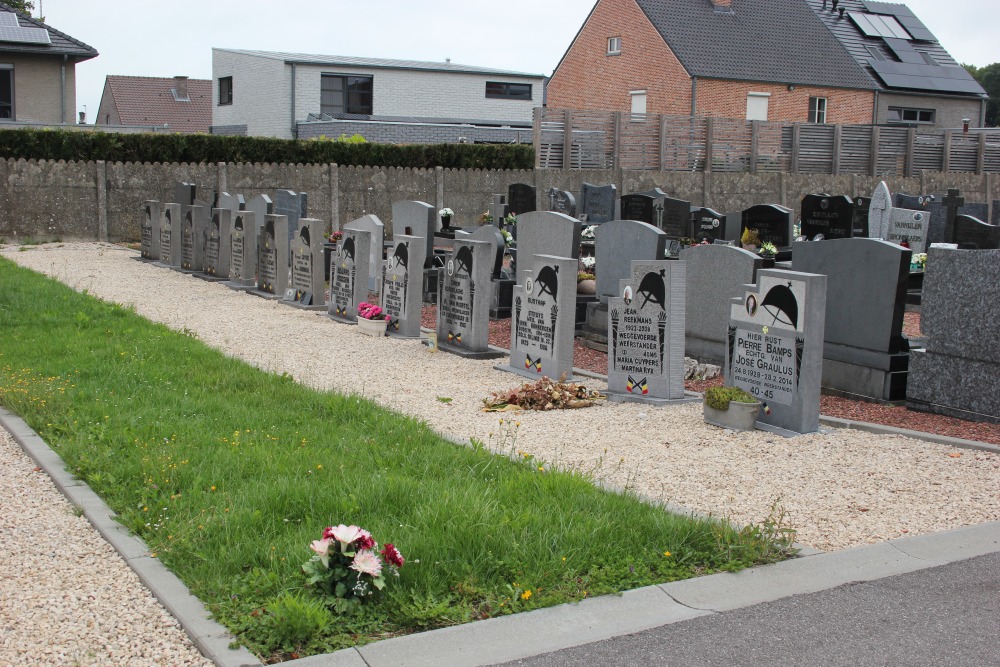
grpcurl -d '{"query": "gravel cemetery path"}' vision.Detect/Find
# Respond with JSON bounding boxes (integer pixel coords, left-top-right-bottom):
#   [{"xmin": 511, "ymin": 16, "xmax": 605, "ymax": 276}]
[{"xmin": 2, "ymin": 242, "xmax": 998, "ymax": 665}]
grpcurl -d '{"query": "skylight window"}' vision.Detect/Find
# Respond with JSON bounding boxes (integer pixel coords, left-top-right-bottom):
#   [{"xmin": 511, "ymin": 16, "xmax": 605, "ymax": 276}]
[{"xmin": 848, "ymin": 12, "xmax": 911, "ymax": 40}]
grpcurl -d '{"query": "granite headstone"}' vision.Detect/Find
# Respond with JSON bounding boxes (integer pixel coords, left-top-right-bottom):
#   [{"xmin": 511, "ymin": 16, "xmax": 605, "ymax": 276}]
[
  {"xmin": 800, "ymin": 194, "xmax": 855, "ymax": 240},
  {"xmin": 328, "ymin": 226, "xmax": 372, "ymax": 323},
  {"xmin": 513, "ymin": 211, "xmax": 582, "ymax": 285},
  {"xmin": 392, "ymin": 200, "xmax": 436, "ymax": 268},
  {"xmin": 140, "ymin": 200, "xmax": 161, "ymax": 261},
  {"xmin": 203, "ymin": 208, "xmax": 232, "ymax": 279},
  {"xmin": 740, "ymin": 205, "xmax": 793, "ymax": 247},
  {"xmin": 547, "ymin": 188, "xmax": 577, "ymax": 218},
  {"xmin": 228, "ymin": 210, "xmax": 256, "ymax": 287},
  {"xmin": 508, "ymin": 183, "xmax": 536, "ymax": 216},
  {"xmin": 381, "ymin": 234, "xmax": 426, "ymax": 339},
  {"xmin": 436, "ymin": 239, "xmax": 498, "ymax": 358},
  {"xmin": 579, "ymin": 183, "xmax": 617, "ymax": 223},
  {"xmin": 690, "ymin": 207, "xmax": 726, "ymax": 243},
  {"xmin": 287, "ymin": 218, "xmax": 325, "ymax": 308},
  {"xmin": 344, "ymin": 214, "xmax": 384, "ymax": 292},
  {"xmin": 954, "ymin": 214, "xmax": 1000, "ymax": 249},
  {"xmin": 159, "ymin": 203, "xmax": 181, "ymax": 267},
  {"xmin": 254, "ymin": 214, "xmax": 289, "ymax": 298}
]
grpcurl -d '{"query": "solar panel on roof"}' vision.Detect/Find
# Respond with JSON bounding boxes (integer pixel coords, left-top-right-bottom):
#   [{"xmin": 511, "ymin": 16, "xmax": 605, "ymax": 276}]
[
  {"xmin": 860, "ymin": 2, "xmax": 935, "ymax": 41},
  {"xmin": 883, "ymin": 37, "xmax": 925, "ymax": 65},
  {"xmin": 849, "ymin": 12, "xmax": 911, "ymax": 40},
  {"xmin": 0, "ymin": 12, "xmax": 50, "ymax": 45},
  {"xmin": 870, "ymin": 60, "xmax": 986, "ymax": 95}
]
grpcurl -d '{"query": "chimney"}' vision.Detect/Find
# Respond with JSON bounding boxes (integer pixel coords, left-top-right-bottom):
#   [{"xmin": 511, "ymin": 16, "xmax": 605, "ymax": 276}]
[
  {"xmin": 173, "ymin": 75, "xmax": 189, "ymax": 101},
  {"xmin": 78, "ymin": 110, "xmax": 86, "ymax": 124},
  {"xmin": 710, "ymin": 0, "xmax": 734, "ymax": 14}
]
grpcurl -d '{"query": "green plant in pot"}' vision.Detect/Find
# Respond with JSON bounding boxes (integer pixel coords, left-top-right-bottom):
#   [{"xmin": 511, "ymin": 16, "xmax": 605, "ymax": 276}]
[{"xmin": 703, "ymin": 386, "xmax": 761, "ymax": 431}]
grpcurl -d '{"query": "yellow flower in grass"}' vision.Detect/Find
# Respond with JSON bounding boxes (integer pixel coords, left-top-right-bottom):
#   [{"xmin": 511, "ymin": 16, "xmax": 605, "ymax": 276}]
[{"xmin": 521, "ymin": 590, "xmax": 532, "ymax": 600}]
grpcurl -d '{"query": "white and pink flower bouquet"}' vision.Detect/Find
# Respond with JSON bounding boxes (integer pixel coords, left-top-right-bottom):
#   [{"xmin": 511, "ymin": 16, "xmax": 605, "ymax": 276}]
[
  {"xmin": 357, "ymin": 302, "xmax": 390, "ymax": 322},
  {"xmin": 302, "ymin": 524, "xmax": 404, "ymax": 612}
]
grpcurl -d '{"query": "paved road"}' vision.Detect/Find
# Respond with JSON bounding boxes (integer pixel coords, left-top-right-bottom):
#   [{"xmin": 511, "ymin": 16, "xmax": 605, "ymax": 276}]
[{"xmin": 496, "ymin": 552, "xmax": 1000, "ymax": 667}]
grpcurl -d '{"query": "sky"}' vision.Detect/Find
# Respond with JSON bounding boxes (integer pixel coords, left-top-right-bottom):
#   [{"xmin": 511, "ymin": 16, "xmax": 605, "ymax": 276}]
[{"xmin": 24, "ymin": 0, "xmax": 1000, "ymax": 123}]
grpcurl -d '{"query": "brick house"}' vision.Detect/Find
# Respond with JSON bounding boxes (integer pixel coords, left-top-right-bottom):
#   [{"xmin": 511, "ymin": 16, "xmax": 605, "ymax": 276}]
[
  {"xmin": 211, "ymin": 48, "xmax": 546, "ymax": 142},
  {"xmin": 0, "ymin": 2, "xmax": 97, "ymax": 124},
  {"xmin": 547, "ymin": 0, "xmax": 986, "ymax": 129},
  {"xmin": 95, "ymin": 75, "xmax": 212, "ymax": 133}
]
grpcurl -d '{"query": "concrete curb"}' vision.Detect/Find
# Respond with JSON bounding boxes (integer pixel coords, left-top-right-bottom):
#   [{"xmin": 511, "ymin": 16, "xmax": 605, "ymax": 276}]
[
  {"xmin": 818, "ymin": 415, "xmax": 1000, "ymax": 454},
  {"xmin": 0, "ymin": 407, "xmax": 262, "ymax": 667}
]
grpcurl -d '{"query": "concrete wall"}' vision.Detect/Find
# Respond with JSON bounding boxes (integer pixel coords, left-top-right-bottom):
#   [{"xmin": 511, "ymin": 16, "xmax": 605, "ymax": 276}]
[{"xmin": 1, "ymin": 157, "xmax": 994, "ymax": 245}]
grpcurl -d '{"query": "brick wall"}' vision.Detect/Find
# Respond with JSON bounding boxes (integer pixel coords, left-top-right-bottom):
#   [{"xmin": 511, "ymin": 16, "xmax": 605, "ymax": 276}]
[
  {"xmin": 547, "ymin": 0, "xmax": 693, "ymax": 116},
  {"xmin": 1, "ymin": 53, "xmax": 77, "ymax": 124},
  {"xmin": 695, "ymin": 80, "xmax": 874, "ymax": 124}
]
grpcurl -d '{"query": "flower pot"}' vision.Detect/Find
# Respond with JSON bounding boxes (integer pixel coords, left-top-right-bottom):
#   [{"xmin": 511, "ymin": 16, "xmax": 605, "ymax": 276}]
[
  {"xmin": 703, "ymin": 399, "xmax": 761, "ymax": 431},
  {"xmin": 761, "ymin": 257, "xmax": 776, "ymax": 269},
  {"xmin": 577, "ymin": 279, "xmax": 596, "ymax": 295},
  {"xmin": 357, "ymin": 316, "xmax": 388, "ymax": 337}
]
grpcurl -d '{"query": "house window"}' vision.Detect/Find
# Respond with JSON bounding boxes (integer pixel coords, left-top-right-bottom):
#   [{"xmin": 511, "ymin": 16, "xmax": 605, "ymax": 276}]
[
  {"xmin": 887, "ymin": 106, "xmax": 935, "ymax": 124},
  {"xmin": 485, "ymin": 82, "xmax": 533, "ymax": 101},
  {"xmin": 608, "ymin": 37, "xmax": 622, "ymax": 55},
  {"xmin": 808, "ymin": 97, "xmax": 827, "ymax": 124},
  {"xmin": 218, "ymin": 76, "xmax": 233, "ymax": 106},
  {"xmin": 746, "ymin": 92, "xmax": 770, "ymax": 121},
  {"xmin": 321, "ymin": 74, "xmax": 373, "ymax": 115},
  {"xmin": 0, "ymin": 65, "xmax": 13, "ymax": 120},
  {"xmin": 630, "ymin": 90, "xmax": 647, "ymax": 116}
]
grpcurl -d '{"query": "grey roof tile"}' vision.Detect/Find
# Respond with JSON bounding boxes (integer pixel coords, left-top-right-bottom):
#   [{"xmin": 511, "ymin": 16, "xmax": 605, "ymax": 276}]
[
  {"xmin": 0, "ymin": 2, "xmax": 98, "ymax": 60},
  {"xmin": 634, "ymin": 0, "xmax": 875, "ymax": 90}
]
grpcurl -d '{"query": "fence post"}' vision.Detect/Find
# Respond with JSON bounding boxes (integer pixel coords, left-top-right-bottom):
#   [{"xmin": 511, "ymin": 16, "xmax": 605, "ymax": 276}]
[
  {"xmin": 329, "ymin": 163, "xmax": 339, "ymax": 233},
  {"xmin": 749, "ymin": 120, "xmax": 759, "ymax": 174},
  {"xmin": 832, "ymin": 124, "xmax": 843, "ymax": 175},
  {"xmin": 903, "ymin": 128, "xmax": 916, "ymax": 176},
  {"xmin": 790, "ymin": 123, "xmax": 801, "ymax": 174},
  {"xmin": 562, "ymin": 109, "xmax": 573, "ymax": 170},
  {"xmin": 704, "ymin": 117, "xmax": 714, "ymax": 173},
  {"xmin": 217, "ymin": 161, "xmax": 227, "ymax": 195},
  {"xmin": 96, "ymin": 160, "xmax": 108, "ymax": 243},
  {"xmin": 869, "ymin": 125, "xmax": 881, "ymax": 176},
  {"xmin": 977, "ymin": 132, "xmax": 986, "ymax": 175},
  {"xmin": 532, "ymin": 107, "xmax": 542, "ymax": 169},
  {"xmin": 658, "ymin": 113, "xmax": 668, "ymax": 170},
  {"xmin": 943, "ymin": 130, "xmax": 952, "ymax": 173},
  {"xmin": 435, "ymin": 166, "xmax": 444, "ymax": 213},
  {"xmin": 612, "ymin": 112, "xmax": 622, "ymax": 171}
]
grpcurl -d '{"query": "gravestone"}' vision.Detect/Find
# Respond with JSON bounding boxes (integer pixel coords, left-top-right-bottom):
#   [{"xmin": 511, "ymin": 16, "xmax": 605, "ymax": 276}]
[
  {"xmin": 275, "ymin": 189, "xmax": 308, "ymax": 250},
  {"xmin": 217, "ymin": 192, "xmax": 246, "ymax": 216},
  {"xmin": 179, "ymin": 205, "xmax": 205, "ymax": 273},
  {"xmin": 954, "ymin": 214, "xmax": 1000, "ymax": 249},
  {"xmin": 725, "ymin": 269, "xmax": 827, "ymax": 434},
  {"xmin": 680, "ymin": 244, "xmax": 761, "ymax": 366},
  {"xmin": 659, "ymin": 196, "xmax": 691, "ymax": 239},
  {"xmin": 436, "ymin": 239, "xmax": 500, "ymax": 358},
  {"xmin": 799, "ymin": 194, "xmax": 855, "ymax": 240},
  {"xmin": 606, "ymin": 260, "xmax": 689, "ymax": 405},
  {"xmin": 140, "ymin": 200, "xmax": 161, "ymax": 261},
  {"xmin": 547, "ymin": 188, "xmax": 577, "ymax": 218},
  {"xmin": 228, "ymin": 210, "xmax": 256, "ymax": 288},
  {"xmin": 175, "ymin": 182, "xmax": 196, "ymax": 208},
  {"xmin": 286, "ymin": 218, "xmax": 326, "ymax": 308},
  {"xmin": 741, "ymin": 205, "xmax": 793, "ymax": 247},
  {"xmin": 580, "ymin": 220, "xmax": 668, "ymax": 350},
  {"xmin": 908, "ymin": 248, "xmax": 1000, "ymax": 422},
  {"xmin": 344, "ymin": 214, "xmax": 384, "ymax": 292},
  {"xmin": 457, "ymin": 224, "xmax": 514, "ymax": 318},
  {"xmin": 392, "ymin": 200, "xmax": 436, "ymax": 268},
  {"xmin": 579, "ymin": 183, "xmax": 617, "ymax": 223},
  {"xmin": 868, "ymin": 182, "xmax": 893, "ymax": 241},
  {"xmin": 500, "ymin": 254, "xmax": 579, "ymax": 381},
  {"xmin": 381, "ymin": 234, "xmax": 426, "ymax": 339},
  {"xmin": 246, "ymin": 194, "xmax": 274, "ymax": 278},
  {"xmin": 852, "ymin": 196, "xmax": 871, "ymax": 237},
  {"xmin": 491, "ymin": 194, "xmax": 508, "ymax": 226},
  {"xmin": 690, "ymin": 207, "xmax": 726, "ymax": 243},
  {"xmin": 993, "ymin": 201, "xmax": 1000, "ymax": 226},
  {"xmin": 513, "ymin": 211, "xmax": 582, "ymax": 285},
  {"xmin": 793, "ymin": 238, "xmax": 911, "ymax": 402},
  {"xmin": 507, "ymin": 183, "xmax": 536, "ymax": 216},
  {"xmin": 203, "ymin": 208, "xmax": 232, "ymax": 280},
  {"xmin": 328, "ymin": 226, "xmax": 372, "ymax": 323},
  {"xmin": 159, "ymin": 204, "xmax": 181, "ymax": 267},
  {"xmin": 254, "ymin": 214, "xmax": 289, "ymax": 299},
  {"xmin": 886, "ymin": 208, "xmax": 929, "ymax": 253},
  {"xmin": 620, "ymin": 194, "xmax": 655, "ymax": 226}
]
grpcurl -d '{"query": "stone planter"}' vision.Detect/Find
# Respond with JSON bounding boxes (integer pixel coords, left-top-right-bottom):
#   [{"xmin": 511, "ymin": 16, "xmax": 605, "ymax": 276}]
[
  {"xmin": 577, "ymin": 279, "xmax": 596, "ymax": 295},
  {"xmin": 703, "ymin": 399, "xmax": 761, "ymax": 431},
  {"xmin": 356, "ymin": 316, "xmax": 388, "ymax": 337}
]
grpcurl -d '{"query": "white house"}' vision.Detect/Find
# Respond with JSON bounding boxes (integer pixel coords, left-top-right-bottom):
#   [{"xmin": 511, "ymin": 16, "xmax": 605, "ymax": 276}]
[{"xmin": 211, "ymin": 48, "xmax": 546, "ymax": 142}]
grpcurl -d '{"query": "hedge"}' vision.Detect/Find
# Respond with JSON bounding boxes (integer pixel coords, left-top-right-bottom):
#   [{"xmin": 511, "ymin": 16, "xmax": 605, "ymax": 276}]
[{"xmin": 0, "ymin": 128, "xmax": 535, "ymax": 170}]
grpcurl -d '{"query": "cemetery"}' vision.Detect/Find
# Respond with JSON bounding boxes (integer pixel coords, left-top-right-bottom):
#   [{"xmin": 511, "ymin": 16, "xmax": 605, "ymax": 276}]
[{"xmin": 3, "ymin": 174, "xmax": 1000, "ymax": 662}]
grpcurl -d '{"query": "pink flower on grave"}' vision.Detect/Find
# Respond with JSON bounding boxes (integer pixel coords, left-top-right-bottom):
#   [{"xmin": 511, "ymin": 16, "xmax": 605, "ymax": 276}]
[
  {"xmin": 350, "ymin": 550, "xmax": 383, "ymax": 577},
  {"xmin": 325, "ymin": 524, "xmax": 363, "ymax": 545},
  {"xmin": 380, "ymin": 543, "xmax": 405, "ymax": 568},
  {"xmin": 310, "ymin": 538, "xmax": 332, "ymax": 557},
  {"xmin": 354, "ymin": 529, "xmax": 375, "ymax": 551}
]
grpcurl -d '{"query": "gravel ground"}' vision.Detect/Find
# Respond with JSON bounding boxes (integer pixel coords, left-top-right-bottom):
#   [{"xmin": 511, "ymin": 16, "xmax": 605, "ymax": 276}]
[
  {"xmin": 0, "ymin": 428, "xmax": 212, "ymax": 667},
  {"xmin": 2, "ymin": 242, "xmax": 999, "ymax": 662}
]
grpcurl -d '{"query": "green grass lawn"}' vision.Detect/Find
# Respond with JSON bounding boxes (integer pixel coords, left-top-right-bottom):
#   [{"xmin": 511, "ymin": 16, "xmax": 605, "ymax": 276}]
[{"xmin": 0, "ymin": 257, "xmax": 794, "ymax": 662}]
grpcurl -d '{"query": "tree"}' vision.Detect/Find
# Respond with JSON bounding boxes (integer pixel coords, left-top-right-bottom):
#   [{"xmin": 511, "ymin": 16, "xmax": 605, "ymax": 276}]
[
  {"xmin": 4, "ymin": 1, "xmax": 35, "ymax": 14},
  {"xmin": 965, "ymin": 63, "xmax": 1000, "ymax": 127}
]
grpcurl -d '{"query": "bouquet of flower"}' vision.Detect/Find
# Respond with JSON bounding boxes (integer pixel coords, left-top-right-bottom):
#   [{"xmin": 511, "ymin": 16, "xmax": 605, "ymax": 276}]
[
  {"xmin": 912, "ymin": 252, "xmax": 927, "ymax": 269},
  {"xmin": 303, "ymin": 524, "xmax": 405, "ymax": 613},
  {"xmin": 357, "ymin": 302, "xmax": 390, "ymax": 322},
  {"xmin": 759, "ymin": 241, "xmax": 778, "ymax": 257},
  {"xmin": 501, "ymin": 229, "xmax": 514, "ymax": 246},
  {"xmin": 439, "ymin": 207, "xmax": 454, "ymax": 218},
  {"xmin": 504, "ymin": 213, "xmax": 518, "ymax": 226},
  {"xmin": 479, "ymin": 211, "xmax": 494, "ymax": 224},
  {"xmin": 581, "ymin": 225, "xmax": 598, "ymax": 241},
  {"xmin": 328, "ymin": 230, "xmax": 343, "ymax": 243},
  {"xmin": 580, "ymin": 256, "xmax": 596, "ymax": 271}
]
